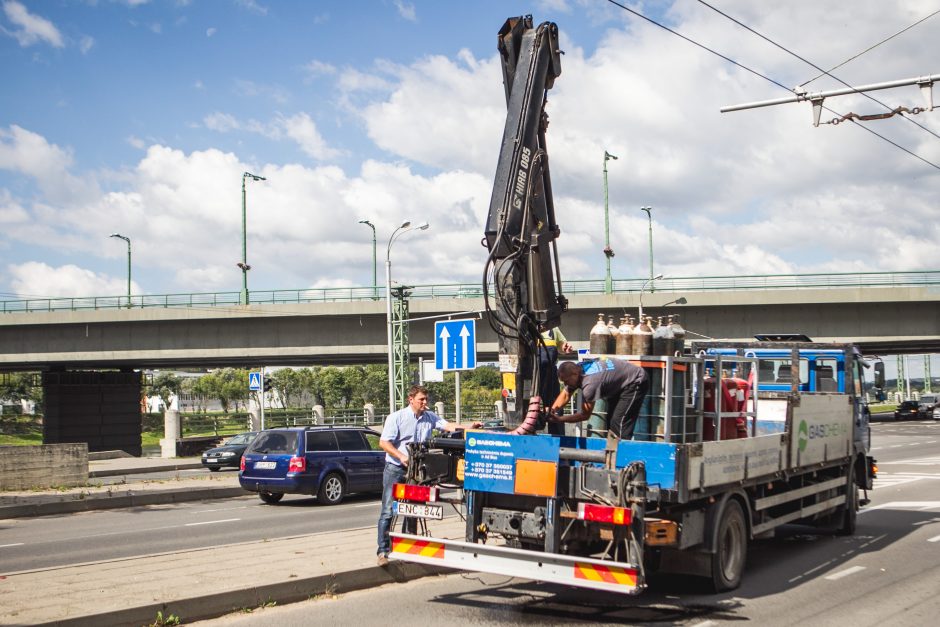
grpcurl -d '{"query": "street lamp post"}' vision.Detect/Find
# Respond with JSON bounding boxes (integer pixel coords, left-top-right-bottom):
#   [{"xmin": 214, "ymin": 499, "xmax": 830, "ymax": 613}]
[
  {"xmin": 358, "ymin": 219, "xmax": 377, "ymax": 299},
  {"xmin": 240, "ymin": 171, "xmax": 267, "ymax": 305},
  {"xmin": 386, "ymin": 220, "xmax": 430, "ymax": 411},
  {"xmin": 640, "ymin": 206, "xmax": 653, "ymax": 291},
  {"xmin": 603, "ymin": 151, "xmax": 618, "ymax": 294},
  {"xmin": 638, "ymin": 273, "xmax": 663, "ymax": 322},
  {"xmin": 109, "ymin": 233, "xmax": 131, "ymax": 308}
]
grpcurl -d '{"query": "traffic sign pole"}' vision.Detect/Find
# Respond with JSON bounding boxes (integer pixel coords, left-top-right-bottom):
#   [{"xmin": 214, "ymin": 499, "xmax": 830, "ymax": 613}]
[{"xmin": 260, "ymin": 370, "xmax": 265, "ymax": 431}]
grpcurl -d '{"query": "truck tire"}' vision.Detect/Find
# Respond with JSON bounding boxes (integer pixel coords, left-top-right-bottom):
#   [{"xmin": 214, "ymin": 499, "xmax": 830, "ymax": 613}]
[
  {"xmin": 710, "ymin": 499, "xmax": 747, "ymax": 592},
  {"xmin": 317, "ymin": 472, "xmax": 346, "ymax": 505},
  {"xmin": 836, "ymin": 465, "xmax": 858, "ymax": 536}
]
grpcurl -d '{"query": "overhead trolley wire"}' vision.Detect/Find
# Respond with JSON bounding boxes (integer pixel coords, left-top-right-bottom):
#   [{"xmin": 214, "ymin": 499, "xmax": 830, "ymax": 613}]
[
  {"xmin": 603, "ymin": 0, "xmax": 940, "ymax": 172},
  {"xmin": 799, "ymin": 7, "xmax": 940, "ymax": 88}
]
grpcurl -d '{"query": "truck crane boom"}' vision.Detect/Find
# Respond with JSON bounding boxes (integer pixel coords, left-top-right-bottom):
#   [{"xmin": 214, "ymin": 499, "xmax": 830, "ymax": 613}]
[{"xmin": 483, "ymin": 15, "xmax": 567, "ymax": 429}]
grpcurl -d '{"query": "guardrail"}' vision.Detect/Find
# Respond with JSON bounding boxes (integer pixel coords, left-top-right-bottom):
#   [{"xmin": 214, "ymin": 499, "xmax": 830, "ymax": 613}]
[{"xmin": 3, "ymin": 270, "xmax": 938, "ymax": 314}]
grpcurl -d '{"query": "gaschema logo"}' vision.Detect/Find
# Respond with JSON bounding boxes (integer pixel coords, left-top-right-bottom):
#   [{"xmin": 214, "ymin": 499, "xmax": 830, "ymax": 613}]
[
  {"xmin": 798, "ymin": 420, "xmax": 848, "ymax": 452},
  {"xmin": 468, "ymin": 437, "xmax": 477, "ymax": 447}
]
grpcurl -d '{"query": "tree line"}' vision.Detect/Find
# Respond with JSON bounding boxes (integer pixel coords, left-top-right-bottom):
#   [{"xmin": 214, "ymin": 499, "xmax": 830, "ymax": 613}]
[{"xmin": 2, "ymin": 366, "xmax": 503, "ymax": 416}]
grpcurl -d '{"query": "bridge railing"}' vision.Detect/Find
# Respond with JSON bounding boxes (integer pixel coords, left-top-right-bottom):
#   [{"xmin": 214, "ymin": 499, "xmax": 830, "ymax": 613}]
[{"xmin": 2, "ymin": 270, "xmax": 938, "ymax": 314}]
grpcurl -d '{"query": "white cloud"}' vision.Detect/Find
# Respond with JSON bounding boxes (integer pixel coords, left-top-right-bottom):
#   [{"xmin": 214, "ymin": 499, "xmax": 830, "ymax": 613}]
[
  {"xmin": 201, "ymin": 111, "xmax": 341, "ymax": 161},
  {"xmin": 79, "ymin": 35, "xmax": 94, "ymax": 54},
  {"xmin": 304, "ymin": 59, "xmax": 337, "ymax": 77},
  {"xmin": 393, "ymin": 0, "xmax": 416, "ymax": 22},
  {"xmin": 1, "ymin": 1, "xmax": 64, "ymax": 48},
  {"xmin": 272, "ymin": 113, "xmax": 341, "ymax": 161},
  {"xmin": 235, "ymin": 0, "xmax": 268, "ymax": 16},
  {"xmin": 2, "ymin": 1, "xmax": 938, "ymax": 304},
  {"xmin": 233, "ymin": 78, "xmax": 290, "ymax": 105},
  {"xmin": 8, "ymin": 262, "xmax": 138, "ymax": 299},
  {"xmin": 206, "ymin": 27, "xmax": 216, "ymax": 37},
  {"xmin": 126, "ymin": 136, "xmax": 146, "ymax": 150}
]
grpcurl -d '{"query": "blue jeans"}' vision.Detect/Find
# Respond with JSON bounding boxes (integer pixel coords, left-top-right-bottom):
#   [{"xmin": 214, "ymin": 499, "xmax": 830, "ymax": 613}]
[{"xmin": 377, "ymin": 462, "xmax": 416, "ymax": 555}]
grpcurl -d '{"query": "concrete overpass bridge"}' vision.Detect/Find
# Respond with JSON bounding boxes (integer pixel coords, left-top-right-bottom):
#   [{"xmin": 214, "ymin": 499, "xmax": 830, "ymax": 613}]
[
  {"xmin": 2, "ymin": 271, "xmax": 938, "ymax": 371},
  {"xmin": 2, "ymin": 271, "xmax": 936, "ymax": 454}
]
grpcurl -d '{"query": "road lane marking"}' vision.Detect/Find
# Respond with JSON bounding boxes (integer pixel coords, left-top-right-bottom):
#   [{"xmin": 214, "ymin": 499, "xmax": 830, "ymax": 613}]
[
  {"xmin": 863, "ymin": 501, "xmax": 940, "ymax": 512},
  {"xmin": 184, "ymin": 518, "xmax": 241, "ymax": 527},
  {"xmin": 192, "ymin": 506, "xmax": 249, "ymax": 514},
  {"xmin": 928, "ymin": 535, "xmax": 940, "ymax": 543},
  {"xmin": 825, "ymin": 566, "xmax": 866, "ymax": 580},
  {"xmin": 0, "ymin": 543, "xmax": 24, "ymax": 548},
  {"xmin": 878, "ymin": 456, "xmax": 940, "ymax": 465}
]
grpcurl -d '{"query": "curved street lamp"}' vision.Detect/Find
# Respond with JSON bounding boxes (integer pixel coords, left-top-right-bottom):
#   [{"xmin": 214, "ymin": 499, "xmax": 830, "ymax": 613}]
[
  {"xmin": 638, "ymin": 273, "xmax": 663, "ymax": 322},
  {"xmin": 109, "ymin": 233, "xmax": 131, "ymax": 308},
  {"xmin": 358, "ymin": 219, "xmax": 377, "ymax": 300},
  {"xmin": 386, "ymin": 220, "xmax": 430, "ymax": 410},
  {"xmin": 240, "ymin": 171, "xmax": 267, "ymax": 305}
]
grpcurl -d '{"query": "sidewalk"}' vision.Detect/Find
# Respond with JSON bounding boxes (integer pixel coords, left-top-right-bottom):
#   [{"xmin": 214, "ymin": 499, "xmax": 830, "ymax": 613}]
[
  {"xmin": 0, "ymin": 518, "xmax": 460, "ymax": 626},
  {"xmin": 0, "ymin": 455, "xmax": 459, "ymax": 625}
]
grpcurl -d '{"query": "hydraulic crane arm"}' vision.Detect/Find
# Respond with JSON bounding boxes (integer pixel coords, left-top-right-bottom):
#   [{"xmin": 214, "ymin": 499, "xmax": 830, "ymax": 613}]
[{"xmin": 483, "ymin": 16, "xmax": 567, "ymax": 428}]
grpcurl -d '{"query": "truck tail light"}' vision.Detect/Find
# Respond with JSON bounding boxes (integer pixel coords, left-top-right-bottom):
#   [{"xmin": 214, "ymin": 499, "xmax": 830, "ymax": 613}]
[
  {"xmin": 394, "ymin": 483, "xmax": 438, "ymax": 502},
  {"xmin": 289, "ymin": 456, "xmax": 306, "ymax": 473},
  {"xmin": 577, "ymin": 502, "xmax": 632, "ymax": 526}
]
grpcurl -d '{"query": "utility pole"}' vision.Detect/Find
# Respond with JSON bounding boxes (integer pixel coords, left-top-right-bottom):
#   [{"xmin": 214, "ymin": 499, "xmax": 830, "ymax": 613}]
[{"xmin": 602, "ymin": 151, "xmax": 617, "ymax": 294}]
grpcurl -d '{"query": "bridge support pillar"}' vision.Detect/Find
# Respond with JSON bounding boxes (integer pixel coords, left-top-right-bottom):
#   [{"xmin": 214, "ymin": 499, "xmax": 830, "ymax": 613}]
[
  {"xmin": 364, "ymin": 403, "xmax": 375, "ymax": 425},
  {"xmin": 312, "ymin": 405, "xmax": 324, "ymax": 424},
  {"xmin": 435, "ymin": 401, "xmax": 445, "ymax": 420},
  {"xmin": 42, "ymin": 371, "xmax": 142, "ymax": 457}
]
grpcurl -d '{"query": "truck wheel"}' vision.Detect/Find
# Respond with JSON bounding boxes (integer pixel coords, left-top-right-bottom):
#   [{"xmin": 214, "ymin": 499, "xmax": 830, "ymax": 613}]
[
  {"xmin": 836, "ymin": 465, "xmax": 858, "ymax": 536},
  {"xmin": 710, "ymin": 499, "xmax": 747, "ymax": 592},
  {"xmin": 259, "ymin": 491, "xmax": 283, "ymax": 504},
  {"xmin": 317, "ymin": 472, "xmax": 346, "ymax": 505}
]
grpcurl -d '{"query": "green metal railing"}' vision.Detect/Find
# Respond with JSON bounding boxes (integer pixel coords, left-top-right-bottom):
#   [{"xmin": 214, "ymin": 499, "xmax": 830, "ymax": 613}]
[{"xmin": 2, "ymin": 270, "xmax": 938, "ymax": 314}]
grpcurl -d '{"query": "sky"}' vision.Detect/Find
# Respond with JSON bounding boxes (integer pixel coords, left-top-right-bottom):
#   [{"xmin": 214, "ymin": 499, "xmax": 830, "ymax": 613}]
[{"xmin": 1, "ymin": 0, "xmax": 939, "ymax": 303}]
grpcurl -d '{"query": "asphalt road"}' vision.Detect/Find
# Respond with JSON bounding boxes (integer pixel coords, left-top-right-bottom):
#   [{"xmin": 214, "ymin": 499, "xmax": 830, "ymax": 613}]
[
  {"xmin": 195, "ymin": 419, "xmax": 940, "ymax": 626},
  {"xmin": 0, "ymin": 486, "xmax": 385, "ymax": 574}
]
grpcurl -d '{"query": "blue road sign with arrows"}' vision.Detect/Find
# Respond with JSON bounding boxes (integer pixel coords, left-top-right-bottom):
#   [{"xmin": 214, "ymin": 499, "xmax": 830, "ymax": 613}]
[
  {"xmin": 435, "ymin": 319, "xmax": 477, "ymax": 371},
  {"xmin": 249, "ymin": 371, "xmax": 262, "ymax": 391}
]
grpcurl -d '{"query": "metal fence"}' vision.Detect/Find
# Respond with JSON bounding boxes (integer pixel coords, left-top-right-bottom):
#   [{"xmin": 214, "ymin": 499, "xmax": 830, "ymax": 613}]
[{"xmin": 3, "ymin": 270, "xmax": 937, "ymax": 314}]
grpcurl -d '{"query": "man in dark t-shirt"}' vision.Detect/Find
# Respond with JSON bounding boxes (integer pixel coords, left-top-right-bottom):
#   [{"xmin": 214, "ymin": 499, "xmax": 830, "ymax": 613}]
[{"xmin": 548, "ymin": 358, "xmax": 649, "ymax": 440}]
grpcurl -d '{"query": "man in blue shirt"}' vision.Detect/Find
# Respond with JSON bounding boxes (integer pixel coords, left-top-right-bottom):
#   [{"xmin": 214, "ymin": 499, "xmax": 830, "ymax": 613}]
[{"xmin": 376, "ymin": 384, "xmax": 479, "ymax": 565}]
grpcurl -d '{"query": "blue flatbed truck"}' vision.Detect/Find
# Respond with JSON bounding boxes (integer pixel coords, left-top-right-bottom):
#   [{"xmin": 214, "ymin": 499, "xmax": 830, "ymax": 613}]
[{"xmin": 390, "ymin": 342, "xmax": 879, "ymax": 593}]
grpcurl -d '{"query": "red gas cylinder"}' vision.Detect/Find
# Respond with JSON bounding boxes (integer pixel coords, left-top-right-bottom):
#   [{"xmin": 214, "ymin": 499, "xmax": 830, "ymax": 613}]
[
  {"xmin": 728, "ymin": 377, "xmax": 750, "ymax": 438},
  {"xmin": 703, "ymin": 377, "xmax": 745, "ymax": 440}
]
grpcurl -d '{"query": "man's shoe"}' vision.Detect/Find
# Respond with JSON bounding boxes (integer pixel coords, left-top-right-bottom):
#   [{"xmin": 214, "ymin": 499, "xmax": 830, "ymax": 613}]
[{"xmin": 377, "ymin": 554, "xmax": 389, "ymax": 567}]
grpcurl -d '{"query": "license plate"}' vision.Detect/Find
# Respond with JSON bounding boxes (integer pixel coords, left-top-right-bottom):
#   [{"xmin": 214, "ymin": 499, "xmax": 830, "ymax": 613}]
[
  {"xmin": 206, "ymin": 458, "xmax": 220, "ymax": 463},
  {"xmin": 394, "ymin": 501, "xmax": 443, "ymax": 520},
  {"xmin": 254, "ymin": 461, "xmax": 277, "ymax": 470}
]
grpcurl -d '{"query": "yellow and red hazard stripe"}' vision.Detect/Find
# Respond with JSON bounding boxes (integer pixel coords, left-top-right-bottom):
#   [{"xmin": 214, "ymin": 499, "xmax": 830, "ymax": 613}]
[
  {"xmin": 573, "ymin": 562, "xmax": 637, "ymax": 587},
  {"xmin": 391, "ymin": 537, "xmax": 445, "ymax": 559}
]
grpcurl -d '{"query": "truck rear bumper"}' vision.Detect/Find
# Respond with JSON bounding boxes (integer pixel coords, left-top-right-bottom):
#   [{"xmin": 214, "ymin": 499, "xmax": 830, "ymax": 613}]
[{"xmin": 390, "ymin": 532, "xmax": 644, "ymax": 595}]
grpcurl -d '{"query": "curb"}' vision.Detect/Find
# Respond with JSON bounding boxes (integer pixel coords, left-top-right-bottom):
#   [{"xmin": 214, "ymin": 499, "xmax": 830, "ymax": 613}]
[
  {"xmin": 42, "ymin": 561, "xmax": 452, "ymax": 627},
  {"xmin": 88, "ymin": 461, "xmax": 205, "ymax": 477},
  {"xmin": 0, "ymin": 486, "xmax": 247, "ymax": 519}
]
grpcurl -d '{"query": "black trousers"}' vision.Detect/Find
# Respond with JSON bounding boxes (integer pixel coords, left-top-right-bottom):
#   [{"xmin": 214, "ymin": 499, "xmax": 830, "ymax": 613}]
[
  {"xmin": 538, "ymin": 345, "xmax": 564, "ymax": 436},
  {"xmin": 606, "ymin": 376, "xmax": 650, "ymax": 439}
]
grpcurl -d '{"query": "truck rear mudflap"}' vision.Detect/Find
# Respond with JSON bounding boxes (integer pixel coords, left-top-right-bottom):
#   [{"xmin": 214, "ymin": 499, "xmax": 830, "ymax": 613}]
[{"xmin": 390, "ymin": 532, "xmax": 645, "ymax": 595}]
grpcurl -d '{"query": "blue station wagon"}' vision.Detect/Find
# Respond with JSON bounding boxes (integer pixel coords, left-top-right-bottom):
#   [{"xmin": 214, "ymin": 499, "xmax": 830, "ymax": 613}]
[{"xmin": 239, "ymin": 426, "xmax": 385, "ymax": 505}]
